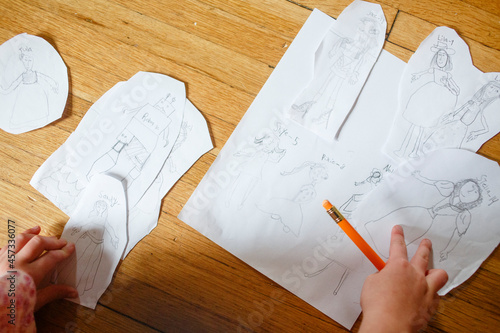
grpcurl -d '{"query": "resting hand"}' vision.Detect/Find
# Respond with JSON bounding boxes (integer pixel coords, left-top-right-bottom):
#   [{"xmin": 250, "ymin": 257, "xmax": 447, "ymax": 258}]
[
  {"xmin": 0, "ymin": 226, "xmax": 78, "ymax": 311},
  {"xmin": 359, "ymin": 225, "xmax": 448, "ymax": 333}
]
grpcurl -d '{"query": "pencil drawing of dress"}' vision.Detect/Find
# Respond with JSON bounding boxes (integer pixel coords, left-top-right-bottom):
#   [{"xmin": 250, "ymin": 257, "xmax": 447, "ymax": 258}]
[
  {"xmin": 364, "ymin": 179, "xmax": 477, "ymax": 259},
  {"xmin": 403, "ymin": 68, "xmax": 457, "ymax": 129},
  {"xmin": 57, "ymin": 201, "xmax": 110, "ymax": 295},
  {"xmin": 10, "ymin": 71, "xmax": 49, "ymax": 128}
]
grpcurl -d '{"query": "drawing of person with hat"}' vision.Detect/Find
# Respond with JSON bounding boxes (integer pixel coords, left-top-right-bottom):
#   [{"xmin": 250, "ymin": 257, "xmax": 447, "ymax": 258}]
[{"xmin": 395, "ymin": 40, "xmax": 460, "ymax": 158}]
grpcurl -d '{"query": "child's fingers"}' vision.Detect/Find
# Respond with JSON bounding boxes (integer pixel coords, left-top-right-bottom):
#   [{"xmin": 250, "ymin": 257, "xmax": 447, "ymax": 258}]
[
  {"xmin": 35, "ymin": 284, "xmax": 78, "ymax": 312},
  {"xmin": 410, "ymin": 238, "xmax": 432, "ymax": 274},
  {"xmin": 12, "ymin": 232, "xmax": 39, "ymax": 253},
  {"xmin": 388, "ymin": 225, "xmax": 408, "ymax": 261},
  {"xmin": 17, "ymin": 235, "xmax": 68, "ymax": 263},
  {"xmin": 22, "ymin": 225, "xmax": 41, "ymax": 235},
  {"xmin": 30, "ymin": 243, "xmax": 75, "ymax": 283},
  {"xmin": 426, "ymin": 268, "xmax": 449, "ymax": 294}
]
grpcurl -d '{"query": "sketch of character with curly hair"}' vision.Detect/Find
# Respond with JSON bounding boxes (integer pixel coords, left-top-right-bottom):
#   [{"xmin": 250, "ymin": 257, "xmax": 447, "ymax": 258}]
[{"xmin": 364, "ymin": 171, "xmax": 482, "ymax": 261}]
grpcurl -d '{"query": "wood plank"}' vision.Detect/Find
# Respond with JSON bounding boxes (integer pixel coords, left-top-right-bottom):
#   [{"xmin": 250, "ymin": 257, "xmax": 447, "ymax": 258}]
[{"xmin": 1, "ymin": 1, "xmax": 499, "ymax": 332}]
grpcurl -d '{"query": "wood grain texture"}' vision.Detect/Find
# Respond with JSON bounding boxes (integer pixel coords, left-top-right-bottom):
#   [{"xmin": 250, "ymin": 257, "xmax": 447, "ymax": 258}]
[{"xmin": 0, "ymin": 0, "xmax": 499, "ymax": 332}]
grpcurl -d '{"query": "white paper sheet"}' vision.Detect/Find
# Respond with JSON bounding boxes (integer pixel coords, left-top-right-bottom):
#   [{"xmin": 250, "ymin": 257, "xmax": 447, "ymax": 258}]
[
  {"xmin": 352, "ymin": 149, "xmax": 500, "ymax": 295},
  {"xmin": 54, "ymin": 174, "xmax": 127, "ymax": 309},
  {"xmin": 0, "ymin": 33, "xmax": 68, "ymax": 134},
  {"xmin": 384, "ymin": 27, "xmax": 500, "ymax": 161},
  {"xmin": 122, "ymin": 99, "xmax": 213, "ymax": 257},
  {"xmin": 286, "ymin": 0, "xmax": 385, "ymax": 141},
  {"xmin": 30, "ymin": 71, "xmax": 186, "ymax": 215},
  {"xmin": 178, "ymin": 8, "xmax": 405, "ymax": 329}
]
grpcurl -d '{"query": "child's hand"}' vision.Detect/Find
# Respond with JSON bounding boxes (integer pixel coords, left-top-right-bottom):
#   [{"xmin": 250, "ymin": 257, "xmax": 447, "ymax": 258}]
[
  {"xmin": 359, "ymin": 225, "xmax": 448, "ymax": 333},
  {"xmin": 0, "ymin": 225, "xmax": 78, "ymax": 311}
]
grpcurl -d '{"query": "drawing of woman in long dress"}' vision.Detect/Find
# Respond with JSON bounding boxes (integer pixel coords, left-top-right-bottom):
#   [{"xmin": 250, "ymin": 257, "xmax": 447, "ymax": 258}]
[
  {"xmin": 291, "ymin": 17, "xmax": 381, "ymax": 128},
  {"xmin": 57, "ymin": 200, "xmax": 119, "ymax": 295},
  {"xmin": 364, "ymin": 172, "xmax": 482, "ymax": 261},
  {"xmin": 395, "ymin": 42, "xmax": 460, "ymax": 158},
  {"xmin": 226, "ymin": 129, "xmax": 286, "ymax": 209},
  {"xmin": 425, "ymin": 81, "xmax": 500, "ymax": 149},
  {"xmin": 0, "ymin": 45, "xmax": 59, "ymax": 129}
]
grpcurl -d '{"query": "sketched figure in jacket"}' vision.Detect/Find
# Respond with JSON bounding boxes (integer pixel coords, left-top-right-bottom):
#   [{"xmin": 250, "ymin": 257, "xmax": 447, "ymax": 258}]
[
  {"xmin": 57, "ymin": 200, "xmax": 119, "ymax": 295},
  {"xmin": 425, "ymin": 80, "xmax": 500, "ymax": 150},
  {"xmin": 0, "ymin": 45, "xmax": 59, "ymax": 129},
  {"xmin": 86, "ymin": 95, "xmax": 175, "ymax": 188},
  {"xmin": 364, "ymin": 171, "xmax": 482, "ymax": 261},
  {"xmin": 395, "ymin": 41, "xmax": 460, "ymax": 158},
  {"xmin": 226, "ymin": 129, "xmax": 286, "ymax": 209}
]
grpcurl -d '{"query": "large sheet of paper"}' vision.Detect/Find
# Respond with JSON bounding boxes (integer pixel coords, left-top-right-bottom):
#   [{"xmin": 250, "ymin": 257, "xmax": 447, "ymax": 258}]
[
  {"xmin": 352, "ymin": 149, "xmax": 500, "ymax": 295},
  {"xmin": 54, "ymin": 174, "xmax": 127, "ymax": 309},
  {"xmin": 0, "ymin": 33, "xmax": 68, "ymax": 134},
  {"xmin": 384, "ymin": 27, "xmax": 500, "ymax": 161},
  {"xmin": 286, "ymin": 0, "xmax": 385, "ymax": 141},
  {"xmin": 179, "ymin": 8, "xmax": 405, "ymax": 329}
]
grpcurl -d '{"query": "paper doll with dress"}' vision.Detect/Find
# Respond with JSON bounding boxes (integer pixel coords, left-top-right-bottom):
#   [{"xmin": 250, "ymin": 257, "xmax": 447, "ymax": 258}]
[
  {"xmin": 0, "ymin": 45, "xmax": 59, "ymax": 129},
  {"xmin": 395, "ymin": 40, "xmax": 460, "ymax": 158},
  {"xmin": 291, "ymin": 16, "xmax": 382, "ymax": 128},
  {"xmin": 56, "ymin": 200, "xmax": 119, "ymax": 296},
  {"xmin": 364, "ymin": 171, "xmax": 482, "ymax": 261}
]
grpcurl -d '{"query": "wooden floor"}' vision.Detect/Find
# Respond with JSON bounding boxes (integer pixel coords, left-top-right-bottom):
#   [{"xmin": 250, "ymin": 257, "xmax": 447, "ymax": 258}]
[{"xmin": 1, "ymin": 0, "xmax": 499, "ymax": 332}]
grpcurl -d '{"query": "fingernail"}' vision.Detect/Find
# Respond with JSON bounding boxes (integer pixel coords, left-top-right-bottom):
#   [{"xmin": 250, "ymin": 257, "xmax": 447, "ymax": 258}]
[{"xmin": 69, "ymin": 290, "xmax": 79, "ymax": 298}]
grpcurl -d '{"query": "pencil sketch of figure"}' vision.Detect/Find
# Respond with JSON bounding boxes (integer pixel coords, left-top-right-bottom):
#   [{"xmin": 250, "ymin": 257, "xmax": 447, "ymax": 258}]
[
  {"xmin": 256, "ymin": 162, "xmax": 328, "ymax": 236},
  {"xmin": 364, "ymin": 171, "xmax": 482, "ymax": 261},
  {"xmin": 86, "ymin": 95, "xmax": 175, "ymax": 188},
  {"xmin": 225, "ymin": 129, "xmax": 286, "ymax": 209},
  {"xmin": 425, "ymin": 81, "xmax": 500, "ymax": 149},
  {"xmin": 56, "ymin": 200, "xmax": 119, "ymax": 295},
  {"xmin": 340, "ymin": 166, "xmax": 392, "ymax": 219},
  {"xmin": 395, "ymin": 41, "xmax": 460, "ymax": 158},
  {"xmin": 0, "ymin": 45, "xmax": 59, "ymax": 129},
  {"xmin": 290, "ymin": 16, "xmax": 381, "ymax": 128}
]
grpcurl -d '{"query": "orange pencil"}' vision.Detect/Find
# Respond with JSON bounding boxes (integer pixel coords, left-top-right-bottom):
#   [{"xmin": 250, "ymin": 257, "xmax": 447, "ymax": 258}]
[{"xmin": 323, "ymin": 200, "xmax": 385, "ymax": 271}]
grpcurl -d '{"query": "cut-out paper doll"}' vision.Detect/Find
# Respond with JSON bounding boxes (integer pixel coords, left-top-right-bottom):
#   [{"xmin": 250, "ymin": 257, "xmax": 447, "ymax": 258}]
[
  {"xmin": 291, "ymin": 17, "xmax": 382, "ymax": 128},
  {"xmin": 226, "ymin": 129, "xmax": 286, "ymax": 209},
  {"xmin": 364, "ymin": 171, "xmax": 482, "ymax": 261},
  {"xmin": 56, "ymin": 200, "xmax": 119, "ymax": 295},
  {"xmin": 286, "ymin": 0, "xmax": 386, "ymax": 141},
  {"xmin": 86, "ymin": 94, "xmax": 175, "ymax": 188},
  {"xmin": 1, "ymin": 45, "xmax": 59, "ymax": 129},
  {"xmin": 425, "ymin": 80, "xmax": 500, "ymax": 150},
  {"xmin": 256, "ymin": 162, "xmax": 328, "ymax": 236},
  {"xmin": 395, "ymin": 41, "xmax": 460, "ymax": 158}
]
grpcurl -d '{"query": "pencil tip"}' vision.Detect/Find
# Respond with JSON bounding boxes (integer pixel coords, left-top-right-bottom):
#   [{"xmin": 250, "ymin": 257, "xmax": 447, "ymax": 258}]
[{"xmin": 322, "ymin": 200, "xmax": 333, "ymax": 210}]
